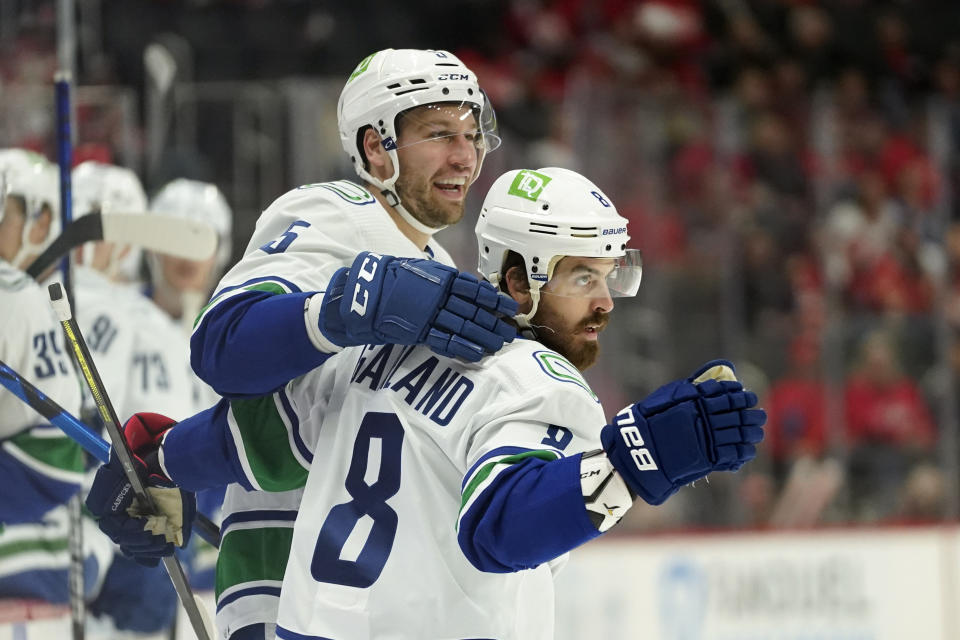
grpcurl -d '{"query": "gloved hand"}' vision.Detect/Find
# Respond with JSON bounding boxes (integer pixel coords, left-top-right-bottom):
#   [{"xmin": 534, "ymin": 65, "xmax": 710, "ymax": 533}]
[
  {"xmin": 318, "ymin": 251, "xmax": 518, "ymax": 361},
  {"xmin": 85, "ymin": 412, "xmax": 196, "ymax": 567},
  {"xmin": 600, "ymin": 359, "xmax": 766, "ymax": 506}
]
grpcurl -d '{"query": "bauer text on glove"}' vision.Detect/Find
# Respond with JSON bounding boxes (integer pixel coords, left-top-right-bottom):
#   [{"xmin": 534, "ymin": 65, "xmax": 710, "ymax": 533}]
[{"xmin": 600, "ymin": 359, "xmax": 766, "ymax": 505}]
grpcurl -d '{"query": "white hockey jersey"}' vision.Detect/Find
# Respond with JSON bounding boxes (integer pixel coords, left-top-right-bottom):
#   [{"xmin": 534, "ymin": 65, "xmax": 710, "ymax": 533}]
[
  {"xmin": 72, "ymin": 265, "xmax": 200, "ymax": 424},
  {"xmin": 247, "ymin": 339, "xmax": 607, "ymax": 640},
  {"xmin": 196, "ymin": 180, "xmax": 453, "ymax": 325},
  {"xmin": 0, "ymin": 262, "xmax": 91, "ymax": 600},
  {"xmin": 0, "ymin": 263, "xmax": 83, "ymax": 485},
  {"xmin": 194, "ymin": 180, "xmax": 455, "ymax": 638}
]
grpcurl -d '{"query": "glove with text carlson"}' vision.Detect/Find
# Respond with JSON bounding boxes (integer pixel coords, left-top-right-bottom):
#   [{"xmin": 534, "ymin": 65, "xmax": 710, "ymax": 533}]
[
  {"xmin": 318, "ymin": 251, "xmax": 519, "ymax": 361},
  {"xmin": 600, "ymin": 360, "xmax": 766, "ymax": 506},
  {"xmin": 85, "ymin": 412, "xmax": 195, "ymax": 567}
]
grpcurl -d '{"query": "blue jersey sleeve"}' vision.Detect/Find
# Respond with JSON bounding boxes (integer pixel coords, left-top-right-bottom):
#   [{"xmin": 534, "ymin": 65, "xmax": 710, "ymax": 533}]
[
  {"xmin": 161, "ymin": 400, "xmax": 255, "ymax": 492},
  {"xmin": 190, "ymin": 289, "xmax": 331, "ymax": 397},
  {"xmin": 456, "ymin": 452, "xmax": 600, "ymax": 573}
]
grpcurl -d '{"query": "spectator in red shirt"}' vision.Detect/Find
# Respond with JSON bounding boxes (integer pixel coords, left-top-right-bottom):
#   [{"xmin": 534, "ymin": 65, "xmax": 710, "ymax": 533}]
[
  {"xmin": 766, "ymin": 335, "xmax": 828, "ymax": 468},
  {"xmin": 844, "ymin": 329, "xmax": 937, "ymax": 521}
]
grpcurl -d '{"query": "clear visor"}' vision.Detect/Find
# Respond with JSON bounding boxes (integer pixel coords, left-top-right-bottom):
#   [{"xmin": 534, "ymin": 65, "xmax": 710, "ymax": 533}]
[
  {"xmin": 393, "ymin": 91, "xmax": 501, "ymax": 158},
  {"xmin": 541, "ymin": 250, "xmax": 643, "ymax": 299}
]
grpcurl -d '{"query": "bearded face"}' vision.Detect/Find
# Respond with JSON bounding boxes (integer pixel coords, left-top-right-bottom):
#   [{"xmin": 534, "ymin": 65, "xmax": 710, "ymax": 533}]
[
  {"xmin": 392, "ymin": 104, "xmax": 481, "ymax": 228},
  {"xmin": 530, "ymin": 301, "xmax": 609, "ymax": 371},
  {"xmin": 528, "ymin": 257, "xmax": 616, "ymax": 372}
]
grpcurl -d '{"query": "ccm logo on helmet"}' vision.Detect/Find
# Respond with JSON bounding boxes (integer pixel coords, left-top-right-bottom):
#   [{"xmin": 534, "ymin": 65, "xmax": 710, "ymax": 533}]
[
  {"xmin": 602, "ymin": 227, "xmax": 627, "ymax": 236},
  {"xmin": 437, "ymin": 73, "xmax": 470, "ymax": 81}
]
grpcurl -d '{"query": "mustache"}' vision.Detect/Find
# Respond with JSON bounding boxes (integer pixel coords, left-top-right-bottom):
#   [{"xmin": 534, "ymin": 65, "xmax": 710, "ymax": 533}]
[{"xmin": 577, "ymin": 311, "xmax": 609, "ymax": 332}]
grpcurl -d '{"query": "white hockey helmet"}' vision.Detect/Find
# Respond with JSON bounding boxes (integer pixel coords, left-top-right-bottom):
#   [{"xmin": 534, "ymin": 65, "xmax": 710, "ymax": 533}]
[
  {"xmin": 476, "ymin": 167, "xmax": 643, "ymax": 323},
  {"xmin": 150, "ymin": 178, "xmax": 233, "ymax": 271},
  {"xmin": 71, "ymin": 161, "xmax": 149, "ymax": 281},
  {"xmin": 337, "ymin": 48, "xmax": 500, "ymax": 234},
  {"xmin": 0, "ymin": 149, "xmax": 61, "ymax": 268}
]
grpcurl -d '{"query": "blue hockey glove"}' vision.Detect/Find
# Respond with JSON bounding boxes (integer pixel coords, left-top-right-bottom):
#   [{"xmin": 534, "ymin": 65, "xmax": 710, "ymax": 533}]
[
  {"xmin": 600, "ymin": 360, "xmax": 766, "ymax": 506},
  {"xmin": 85, "ymin": 413, "xmax": 196, "ymax": 567},
  {"xmin": 318, "ymin": 251, "xmax": 519, "ymax": 361}
]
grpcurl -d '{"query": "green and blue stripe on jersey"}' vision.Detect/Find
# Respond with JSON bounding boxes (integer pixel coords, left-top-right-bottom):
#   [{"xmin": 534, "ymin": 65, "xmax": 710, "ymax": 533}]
[
  {"xmin": 190, "ymin": 275, "xmax": 333, "ymax": 398},
  {"xmin": 164, "ymin": 389, "xmax": 310, "ymax": 495},
  {"xmin": 0, "ymin": 514, "xmax": 105, "ymax": 605},
  {"xmin": 215, "ymin": 509, "xmax": 298, "ymax": 604},
  {"xmin": 457, "ymin": 446, "xmax": 601, "ymax": 573},
  {"xmin": 0, "ymin": 425, "xmax": 85, "ymax": 525}
]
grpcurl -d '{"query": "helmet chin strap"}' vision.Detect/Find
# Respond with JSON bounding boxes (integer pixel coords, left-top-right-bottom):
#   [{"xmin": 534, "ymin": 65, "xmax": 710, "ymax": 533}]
[
  {"xmin": 513, "ymin": 287, "xmax": 542, "ymax": 340},
  {"xmin": 363, "ymin": 148, "xmax": 449, "ymax": 236},
  {"xmin": 12, "ymin": 223, "xmax": 47, "ymax": 271},
  {"xmin": 379, "ymin": 186, "xmax": 448, "ymax": 235}
]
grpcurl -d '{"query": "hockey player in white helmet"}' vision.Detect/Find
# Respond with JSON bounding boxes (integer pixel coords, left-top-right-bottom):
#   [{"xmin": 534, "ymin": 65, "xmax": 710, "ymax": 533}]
[
  {"xmin": 69, "ymin": 161, "xmax": 200, "ymax": 423},
  {"xmin": 148, "ymin": 178, "xmax": 232, "ymax": 332},
  {"xmin": 171, "ymin": 49, "xmax": 515, "ymax": 640},
  {"xmin": 71, "ymin": 160, "xmax": 152, "ymax": 284},
  {"xmin": 0, "ymin": 149, "xmax": 62, "ymax": 270},
  {"xmin": 70, "ymin": 161, "xmax": 200, "ymax": 637},
  {"xmin": 0, "ymin": 151, "xmax": 103, "ymax": 616},
  {"xmin": 146, "ymin": 178, "xmax": 233, "ymax": 606},
  {"xmin": 87, "ymin": 167, "xmax": 766, "ymax": 640}
]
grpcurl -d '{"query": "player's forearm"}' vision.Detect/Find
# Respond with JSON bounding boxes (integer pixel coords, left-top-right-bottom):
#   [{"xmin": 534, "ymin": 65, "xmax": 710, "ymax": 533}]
[
  {"xmin": 159, "ymin": 400, "xmax": 254, "ymax": 492},
  {"xmin": 190, "ymin": 290, "xmax": 332, "ymax": 397},
  {"xmin": 161, "ymin": 392, "xmax": 310, "ymax": 494},
  {"xmin": 457, "ymin": 453, "xmax": 607, "ymax": 573}
]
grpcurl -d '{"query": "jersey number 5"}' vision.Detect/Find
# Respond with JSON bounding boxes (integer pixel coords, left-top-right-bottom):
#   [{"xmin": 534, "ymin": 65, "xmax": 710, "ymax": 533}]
[
  {"xmin": 311, "ymin": 412, "xmax": 404, "ymax": 588},
  {"xmin": 260, "ymin": 220, "xmax": 311, "ymax": 254}
]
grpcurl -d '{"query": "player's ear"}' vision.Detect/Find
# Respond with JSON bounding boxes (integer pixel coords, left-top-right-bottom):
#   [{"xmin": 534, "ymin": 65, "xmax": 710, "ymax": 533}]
[
  {"xmin": 503, "ymin": 265, "xmax": 533, "ymax": 314},
  {"xmin": 363, "ymin": 127, "xmax": 394, "ymax": 181}
]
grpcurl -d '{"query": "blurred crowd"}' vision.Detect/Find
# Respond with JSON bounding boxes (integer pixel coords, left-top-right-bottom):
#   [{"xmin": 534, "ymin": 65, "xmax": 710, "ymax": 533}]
[{"xmin": 4, "ymin": 0, "xmax": 960, "ymax": 531}]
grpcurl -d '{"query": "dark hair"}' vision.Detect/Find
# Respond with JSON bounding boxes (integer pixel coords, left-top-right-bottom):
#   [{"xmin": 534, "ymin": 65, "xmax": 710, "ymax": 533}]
[{"xmin": 499, "ymin": 249, "xmax": 527, "ymax": 294}]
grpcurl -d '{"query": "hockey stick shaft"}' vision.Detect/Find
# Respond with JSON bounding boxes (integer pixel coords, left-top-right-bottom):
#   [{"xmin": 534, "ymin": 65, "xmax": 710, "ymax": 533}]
[
  {"xmin": 54, "ymin": 72, "xmax": 74, "ymax": 300},
  {"xmin": 54, "ymin": 43, "xmax": 81, "ymax": 636},
  {"xmin": 27, "ymin": 212, "xmax": 219, "ymax": 280},
  {"xmin": 0, "ymin": 358, "xmax": 221, "ymax": 547},
  {"xmin": 0, "ymin": 358, "xmax": 108, "ymax": 460},
  {"xmin": 48, "ymin": 283, "xmax": 215, "ymax": 640}
]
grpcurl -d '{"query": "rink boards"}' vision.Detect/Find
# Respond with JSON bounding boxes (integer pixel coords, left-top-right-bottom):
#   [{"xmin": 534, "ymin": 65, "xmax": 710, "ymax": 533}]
[
  {"xmin": 555, "ymin": 524, "xmax": 958, "ymax": 640},
  {"xmin": 1, "ymin": 525, "xmax": 957, "ymax": 639}
]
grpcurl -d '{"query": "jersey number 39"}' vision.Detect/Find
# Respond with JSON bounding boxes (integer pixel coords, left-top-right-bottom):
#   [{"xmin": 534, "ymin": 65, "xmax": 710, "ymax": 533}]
[{"xmin": 311, "ymin": 412, "xmax": 404, "ymax": 588}]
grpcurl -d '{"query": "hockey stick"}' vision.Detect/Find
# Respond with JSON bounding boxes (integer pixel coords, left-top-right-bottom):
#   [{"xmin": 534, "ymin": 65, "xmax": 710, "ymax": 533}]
[
  {"xmin": 54, "ymin": 0, "xmax": 82, "ymax": 625},
  {"xmin": 0, "ymin": 358, "xmax": 222, "ymax": 548},
  {"xmin": 48, "ymin": 283, "xmax": 215, "ymax": 640},
  {"xmin": 27, "ymin": 211, "xmax": 219, "ymax": 280}
]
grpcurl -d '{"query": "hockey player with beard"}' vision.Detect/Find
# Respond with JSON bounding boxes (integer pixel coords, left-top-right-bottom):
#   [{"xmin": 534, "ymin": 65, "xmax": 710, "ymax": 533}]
[
  {"xmin": 86, "ymin": 167, "xmax": 767, "ymax": 639},
  {"xmin": 176, "ymin": 48, "xmax": 517, "ymax": 639}
]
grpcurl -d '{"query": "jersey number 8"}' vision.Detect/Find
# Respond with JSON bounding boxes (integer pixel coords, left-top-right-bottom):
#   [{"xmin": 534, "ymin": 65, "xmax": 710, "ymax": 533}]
[{"xmin": 311, "ymin": 412, "xmax": 404, "ymax": 588}]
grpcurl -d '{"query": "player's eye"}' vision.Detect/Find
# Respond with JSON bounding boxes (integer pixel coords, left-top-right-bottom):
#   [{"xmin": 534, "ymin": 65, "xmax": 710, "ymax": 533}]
[{"xmin": 427, "ymin": 130, "xmax": 454, "ymax": 141}]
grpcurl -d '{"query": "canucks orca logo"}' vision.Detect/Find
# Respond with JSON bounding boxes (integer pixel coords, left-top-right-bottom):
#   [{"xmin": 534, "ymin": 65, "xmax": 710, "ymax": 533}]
[
  {"xmin": 533, "ymin": 351, "xmax": 599, "ymax": 402},
  {"xmin": 299, "ymin": 180, "xmax": 375, "ymax": 205}
]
